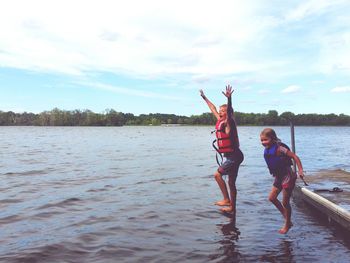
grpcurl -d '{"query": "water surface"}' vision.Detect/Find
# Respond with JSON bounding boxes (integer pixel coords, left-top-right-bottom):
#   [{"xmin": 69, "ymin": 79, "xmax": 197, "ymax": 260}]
[{"xmin": 0, "ymin": 126, "xmax": 349, "ymax": 262}]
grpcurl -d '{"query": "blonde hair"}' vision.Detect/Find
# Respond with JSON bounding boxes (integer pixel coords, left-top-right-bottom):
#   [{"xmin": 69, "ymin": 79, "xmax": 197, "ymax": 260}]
[
  {"xmin": 260, "ymin": 128, "xmax": 281, "ymax": 143},
  {"xmin": 219, "ymin": 104, "xmax": 227, "ymax": 109}
]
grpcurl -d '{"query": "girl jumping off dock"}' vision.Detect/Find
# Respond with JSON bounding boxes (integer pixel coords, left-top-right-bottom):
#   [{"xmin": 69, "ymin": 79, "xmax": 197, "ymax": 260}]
[
  {"xmin": 260, "ymin": 128, "xmax": 305, "ymax": 234},
  {"xmin": 200, "ymin": 85, "xmax": 244, "ymax": 215}
]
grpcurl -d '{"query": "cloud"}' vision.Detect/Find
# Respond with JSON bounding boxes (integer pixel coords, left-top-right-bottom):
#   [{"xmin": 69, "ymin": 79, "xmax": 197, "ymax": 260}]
[
  {"xmin": 0, "ymin": 0, "xmax": 286, "ymax": 79},
  {"xmin": 330, "ymin": 86, "xmax": 350, "ymax": 93},
  {"xmin": 0, "ymin": 0, "xmax": 349, "ymax": 83},
  {"xmin": 193, "ymin": 37, "xmax": 222, "ymax": 48},
  {"xmin": 258, "ymin": 89, "xmax": 271, "ymax": 94},
  {"xmin": 99, "ymin": 31, "xmax": 120, "ymax": 42},
  {"xmin": 285, "ymin": 0, "xmax": 347, "ymax": 21},
  {"xmin": 192, "ymin": 75, "xmax": 212, "ymax": 84},
  {"xmin": 78, "ymin": 81, "xmax": 183, "ymax": 100},
  {"xmin": 281, "ymin": 85, "xmax": 301, "ymax": 93},
  {"xmin": 284, "ymin": 1, "xmax": 350, "ymax": 76},
  {"xmin": 317, "ymin": 32, "xmax": 350, "ymax": 74}
]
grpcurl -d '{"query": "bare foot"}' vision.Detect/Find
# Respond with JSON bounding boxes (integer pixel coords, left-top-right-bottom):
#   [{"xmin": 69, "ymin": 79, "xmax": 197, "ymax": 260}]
[
  {"xmin": 220, "ymin": 207, "xmax": 235, "ymax": 213},
  {"xmin": 279, "ymin": 223, "xmax": 293, "ymax": 234},
  {"xmin": 215, "ymin": 200, "xmax": 230, "ymax": 206}
]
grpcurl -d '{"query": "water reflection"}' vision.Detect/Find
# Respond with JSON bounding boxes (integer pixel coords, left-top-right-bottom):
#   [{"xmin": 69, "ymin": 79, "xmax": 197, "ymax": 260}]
[
  {"xmin": 220, "ymin": 216, "xmax": 239, "ymax": 240},
  {"xmin": 210, "ymin": 215, "xmax": 242, "ymax": 262},
  {"xmin": 260, "ymin": 239, "xmax": 295, "ymax": 262}
]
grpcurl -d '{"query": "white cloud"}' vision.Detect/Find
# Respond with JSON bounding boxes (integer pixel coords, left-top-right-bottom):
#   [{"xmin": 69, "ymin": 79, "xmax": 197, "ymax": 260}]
[
  {"xmin": 283, "ymin": 0, "xmax": 350, "ymax": 76},
  {"xmin": 285, "ymin": 0, "xmax": 347, "ymax": 21},
  {"xmin": 0, "ymin": 0, "xmax": 349, "ymax": 82},
  {"xmin": 192, "ymin": 75, "xmax": 212, "ymax": 84},
  {"xmin": 0, "ymin": 0, "xmax": 287, "ymax": 79},
  {"xmin": 258, "ymin": 89, "xmax": 271, "ymax": 94},
  {"xmin": 282, "ymin": 85, "xmax": 301, "ymax": 93},
  {"xmin": 330, "ymin": 86, "xmax": 350, "ymax": 93},
  {"xmin": 0, "ymin": 0, "xmax": 302, "ymax": 81},
  {"xmin": 78, "ymin": 81, "xmax": 182, "ymax": 100},
  {"xmin": 317, "ymin": 32, "xmax": 350, "ymax": 74}
]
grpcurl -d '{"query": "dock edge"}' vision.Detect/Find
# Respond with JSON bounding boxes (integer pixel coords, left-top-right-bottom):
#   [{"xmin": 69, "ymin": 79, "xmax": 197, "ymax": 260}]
[{"xmin": 293, "ymin": 185, "xmax": 350, "ymax": 232}]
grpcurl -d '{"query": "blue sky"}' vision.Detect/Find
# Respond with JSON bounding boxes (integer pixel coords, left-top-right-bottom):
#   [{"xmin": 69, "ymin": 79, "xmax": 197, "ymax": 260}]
[{"xmin": 0, "ymin": 0, "xmax": 349, "ymax": 116}]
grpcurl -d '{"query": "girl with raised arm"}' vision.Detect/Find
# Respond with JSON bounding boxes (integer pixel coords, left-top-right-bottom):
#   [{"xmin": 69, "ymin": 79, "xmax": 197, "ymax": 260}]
[{"xmin": 200, "ymin": 85, "xmax": 244, "ymax": 215}]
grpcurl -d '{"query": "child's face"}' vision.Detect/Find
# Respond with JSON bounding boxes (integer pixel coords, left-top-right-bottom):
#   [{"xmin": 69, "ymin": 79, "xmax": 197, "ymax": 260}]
[
  {"xmin": 219, "ymin": 106, "xmax": 227, "ymax": 121},
  {"xmin": 260, "ymin": 134, "xmax": 272, "ymax": 148}
]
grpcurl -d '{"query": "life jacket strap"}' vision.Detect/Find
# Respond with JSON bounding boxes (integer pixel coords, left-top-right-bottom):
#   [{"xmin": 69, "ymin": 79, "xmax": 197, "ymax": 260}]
[{"xmin": 212, "ymin": 139, "xmax": 223, "ymax": 166}]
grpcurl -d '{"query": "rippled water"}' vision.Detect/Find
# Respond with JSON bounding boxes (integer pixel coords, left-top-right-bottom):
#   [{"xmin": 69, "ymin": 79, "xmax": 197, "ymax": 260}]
[{"xmin": 0, "ymin": 126, "xmax": 349, "ymax": 262}]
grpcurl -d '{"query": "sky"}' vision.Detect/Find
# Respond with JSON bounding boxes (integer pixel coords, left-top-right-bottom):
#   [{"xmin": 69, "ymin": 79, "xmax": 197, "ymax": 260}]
[{"xmin": 0, "ymin": 0, "xmax": 349, "ymax": 116}]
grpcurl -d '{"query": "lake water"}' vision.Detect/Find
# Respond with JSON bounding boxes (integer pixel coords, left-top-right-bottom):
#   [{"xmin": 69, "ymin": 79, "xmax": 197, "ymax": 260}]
[{"xmin": 0, "ymin": 126, "xmax": 350, "ymax": 262}]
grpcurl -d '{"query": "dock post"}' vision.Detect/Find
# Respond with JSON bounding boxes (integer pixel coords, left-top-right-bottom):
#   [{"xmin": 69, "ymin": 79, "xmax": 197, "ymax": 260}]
[{"xmin": 290, "ymin": 120, "xmax": 297, "ymax": 173}]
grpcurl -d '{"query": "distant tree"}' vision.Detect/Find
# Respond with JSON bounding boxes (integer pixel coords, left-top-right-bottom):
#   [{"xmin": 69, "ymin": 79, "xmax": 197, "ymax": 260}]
[
  {"xmin": 0, "ymin": 109, "xmax": 349, "ymax": 126},
  {"xmin": 265, "ymin": 110, "xmax": 279, "ymax": 125},
  {"xmin": 280, "ymin": 111, "xmax": 295, "ymax": 125}
]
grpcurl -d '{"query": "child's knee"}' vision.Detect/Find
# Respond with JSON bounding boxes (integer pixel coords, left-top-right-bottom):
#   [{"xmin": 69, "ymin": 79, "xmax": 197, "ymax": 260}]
[
  {"xmin": 214, "ymin": 171, "xmax": 222, "ymax": 180},
  {"xmin": 268, "ymin": 195, "xmax": 277, "ymax": 203}
]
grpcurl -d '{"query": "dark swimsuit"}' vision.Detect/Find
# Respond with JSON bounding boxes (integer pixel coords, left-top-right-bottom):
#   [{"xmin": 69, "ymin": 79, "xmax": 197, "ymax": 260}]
[{"xmin": 217, "ymin": 96, "xmax": 244, "ymax": 181}]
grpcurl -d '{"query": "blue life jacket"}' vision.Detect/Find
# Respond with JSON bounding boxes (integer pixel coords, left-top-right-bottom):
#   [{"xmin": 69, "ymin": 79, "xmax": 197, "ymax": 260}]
[{"xmin": 264, "ymin": 142, "xmax": 293, "ymax": 175}]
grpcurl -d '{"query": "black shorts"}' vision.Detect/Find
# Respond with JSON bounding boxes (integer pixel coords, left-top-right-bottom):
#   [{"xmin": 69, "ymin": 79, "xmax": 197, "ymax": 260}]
[{"xmin": 218, "ymin": 149, "xmax": 244, "ymax": 181}]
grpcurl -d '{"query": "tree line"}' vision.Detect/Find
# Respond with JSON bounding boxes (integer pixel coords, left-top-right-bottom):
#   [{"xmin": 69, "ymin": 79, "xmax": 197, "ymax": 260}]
[{"xmin": 0, "ymin": 108, "xmax": 349, "ymax": 126}]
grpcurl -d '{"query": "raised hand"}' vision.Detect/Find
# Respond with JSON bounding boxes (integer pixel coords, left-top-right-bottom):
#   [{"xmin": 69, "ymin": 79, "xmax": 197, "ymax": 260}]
[
  {"xmin": 199, "ymin": 89, "xmax": 206, "ymax": 99},
  {"xmin": 222, "ymin": 85, "xmax": 234, "ymax": 98}
]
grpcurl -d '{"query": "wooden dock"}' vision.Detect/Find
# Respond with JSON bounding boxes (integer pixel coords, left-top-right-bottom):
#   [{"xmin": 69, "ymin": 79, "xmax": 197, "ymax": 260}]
[{"xmin": 293, "ymin": 169, "xmax": 350, "ymax": 232}]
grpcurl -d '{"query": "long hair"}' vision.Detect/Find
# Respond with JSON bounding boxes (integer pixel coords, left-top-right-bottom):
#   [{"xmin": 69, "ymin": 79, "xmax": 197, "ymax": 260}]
[{"xmin": 260, "ymin": 128, "xmax": 281, "ymax": 144}]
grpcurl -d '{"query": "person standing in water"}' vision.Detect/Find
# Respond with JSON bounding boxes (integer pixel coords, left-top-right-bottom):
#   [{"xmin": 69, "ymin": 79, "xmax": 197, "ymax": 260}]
[
  {"xmin": 200, "ymin": 85, "xmax": 244, "ymax": 215},
  {"xmin": 260, "ymin": 128, "xmax": 305, "ymax": 234}
]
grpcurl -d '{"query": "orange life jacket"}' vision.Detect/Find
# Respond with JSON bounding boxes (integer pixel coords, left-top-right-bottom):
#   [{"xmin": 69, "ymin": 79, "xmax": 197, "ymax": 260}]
[{"xmin": 215, "ymin": 120, "xmax": 234, "ymax": 153}]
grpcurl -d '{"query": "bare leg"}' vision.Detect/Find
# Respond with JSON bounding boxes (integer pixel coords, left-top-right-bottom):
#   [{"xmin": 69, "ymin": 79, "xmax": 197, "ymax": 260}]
[
  {"xmin": 214, "ymin": 171, "xmax": 230, "ymax": 206},
  {"xmin": 221, "ymin": 175, "xmax": 236, "ymax": 214},
  {"xmin": 279, "ymin": 188, "xmax": 293, "ymax": 234},
  {"xmin": 268, "ymin": 186, "xmax": 284, "ymax": 217}
]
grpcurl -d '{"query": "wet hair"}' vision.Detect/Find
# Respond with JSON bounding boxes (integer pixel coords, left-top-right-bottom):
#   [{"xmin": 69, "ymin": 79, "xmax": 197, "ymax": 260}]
[{"xmin": 260, "ymin": 128, "xmax": 281, "ymax": 143}]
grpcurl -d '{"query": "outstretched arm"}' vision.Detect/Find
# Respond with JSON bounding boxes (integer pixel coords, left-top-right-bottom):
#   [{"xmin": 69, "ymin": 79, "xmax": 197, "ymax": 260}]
[
  {"xmin": 286, "ymin": 151, "xmax": 304, "ymax": 179},
  {"xmin": 200, "ymin": 89, "xmax": 220, "ymax": 120},
  {"xmin": 222, "ymin": 85, "xmax": 235, "ymax": 133}
]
